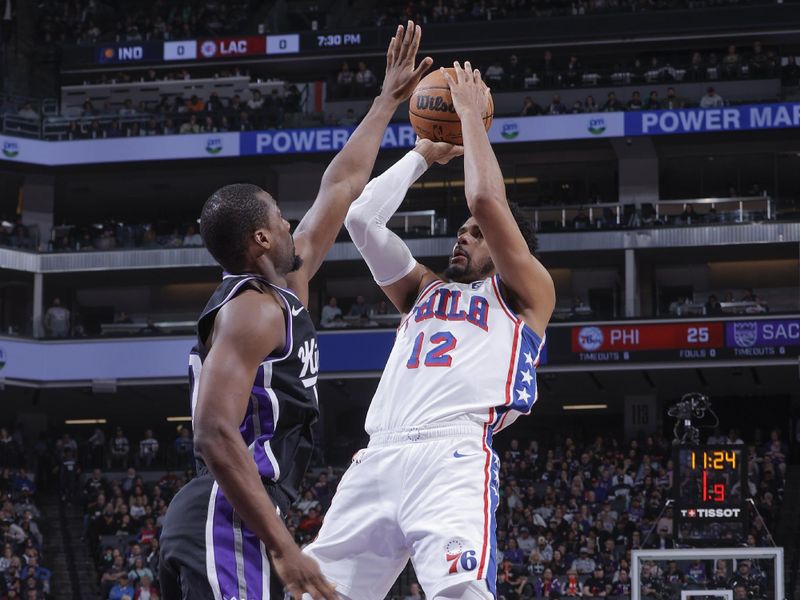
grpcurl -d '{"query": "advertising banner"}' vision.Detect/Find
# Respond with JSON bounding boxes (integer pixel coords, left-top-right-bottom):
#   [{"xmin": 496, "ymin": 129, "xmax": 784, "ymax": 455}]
[{"xmin": 2, "ymin": 103, "xmax": 800, "ymax": 166}]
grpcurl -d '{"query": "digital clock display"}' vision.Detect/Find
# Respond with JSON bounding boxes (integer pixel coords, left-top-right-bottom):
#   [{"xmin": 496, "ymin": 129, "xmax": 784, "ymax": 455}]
[{"xmin": 674, "ymin": 445, "xmax": 748, "ymax": 544}]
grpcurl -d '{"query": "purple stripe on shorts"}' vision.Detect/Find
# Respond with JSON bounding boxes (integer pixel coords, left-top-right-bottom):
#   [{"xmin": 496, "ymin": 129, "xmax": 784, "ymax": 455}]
[
  {"xmin": 252, "ymin": 440, "xmax": 277, "ymax": 480},
  {"xmin": 242, "ymin": 525, "xmax": 266, "ymax": 599},
  {"xmin": 212, "ymin": 488, "xmax": 240, "ymax": 597}
]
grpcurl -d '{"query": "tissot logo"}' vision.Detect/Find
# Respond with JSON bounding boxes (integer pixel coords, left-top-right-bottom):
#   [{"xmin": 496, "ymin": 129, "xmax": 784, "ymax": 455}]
[{"xmin": 681, "ymin": 507, "xmax": 741, "ymax": 518}]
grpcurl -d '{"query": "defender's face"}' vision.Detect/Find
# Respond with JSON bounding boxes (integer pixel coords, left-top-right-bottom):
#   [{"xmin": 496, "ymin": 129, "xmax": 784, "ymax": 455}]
[{"xmin": 444, "ymin": 216, "xmax": 495, "ymax": 283}]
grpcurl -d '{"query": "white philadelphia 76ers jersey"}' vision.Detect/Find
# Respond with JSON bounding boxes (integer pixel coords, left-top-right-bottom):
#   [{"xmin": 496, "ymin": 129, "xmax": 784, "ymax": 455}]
[{"xmin": 364, "ymin": 275, "xmax": 545, "ymax": 435}]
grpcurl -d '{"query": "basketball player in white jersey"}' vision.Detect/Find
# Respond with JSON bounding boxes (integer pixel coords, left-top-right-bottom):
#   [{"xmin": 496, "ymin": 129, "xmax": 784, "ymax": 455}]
[{"xmin": 303, "ymin": 62, "xmax": 555, "ymax": 599}]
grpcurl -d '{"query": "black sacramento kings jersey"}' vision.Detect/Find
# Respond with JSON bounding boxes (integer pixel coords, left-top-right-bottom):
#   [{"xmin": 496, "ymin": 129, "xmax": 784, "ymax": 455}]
[{"xmin": 188, "ymin": 274, "xmax": 319, "ymax": 507}]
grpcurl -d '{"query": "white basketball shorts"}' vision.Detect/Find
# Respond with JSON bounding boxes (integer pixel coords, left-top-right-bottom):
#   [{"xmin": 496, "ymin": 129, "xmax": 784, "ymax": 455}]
[{"xmin": 303, "ymin": 422, "xmax": 500, "ymax": 599}]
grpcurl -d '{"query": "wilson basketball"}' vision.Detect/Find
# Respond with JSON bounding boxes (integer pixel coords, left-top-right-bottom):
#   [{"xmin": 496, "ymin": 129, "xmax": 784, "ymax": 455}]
[{"xmin": 409, "ymin": 67, "xmax": 494, "ymax": 145}]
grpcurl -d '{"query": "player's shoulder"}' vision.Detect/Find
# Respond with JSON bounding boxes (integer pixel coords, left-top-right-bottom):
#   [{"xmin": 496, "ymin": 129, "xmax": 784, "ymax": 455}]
[{"xmin": 216, "ymin": 288, "xmax": 284, "ymax": 339}]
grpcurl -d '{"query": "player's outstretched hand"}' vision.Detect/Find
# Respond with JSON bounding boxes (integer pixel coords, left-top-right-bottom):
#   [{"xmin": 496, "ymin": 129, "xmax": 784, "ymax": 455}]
[
  {"xmin": 414, "ymin": 137, "xmax": 464, "ymax": 166},
  {"xmin": 380, "ymin": 20, "xmax": 433, "ymax": 104},
  {"xmin": 441, "ymin": 61, "xmax": 490, "ymax": 120},
  {"xmin": 272, "ymin": 549, "xmax": 338, "ymax": 600}
]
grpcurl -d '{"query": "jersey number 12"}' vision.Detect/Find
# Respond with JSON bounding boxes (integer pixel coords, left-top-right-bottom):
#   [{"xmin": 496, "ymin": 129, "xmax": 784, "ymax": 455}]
[{"xmin": 406, "ymin": 331, "xmax": 457, "ymax": 368}]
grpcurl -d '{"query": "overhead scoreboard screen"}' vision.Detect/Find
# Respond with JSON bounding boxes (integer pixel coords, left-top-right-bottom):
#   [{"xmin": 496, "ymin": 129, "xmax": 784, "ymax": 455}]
[
  {"xmin": 673, "ymin": 445, "xmax": 748, "ymax": 545},
  {"xmin": 545, "ymin": 317, "xmax": 800, "ymax": 364},
  {"xmin": 92, "ymin": 33, "xmax": 374, "ymax": 65}
]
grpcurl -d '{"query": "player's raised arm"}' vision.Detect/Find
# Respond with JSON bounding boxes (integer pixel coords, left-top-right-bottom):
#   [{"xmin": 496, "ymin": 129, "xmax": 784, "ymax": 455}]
[
  {"xmin": 344, "ymin": 138, "xmax": 462, "ymax": 312},
  {"xmin": 290, "ymin": 21, "xmax": 433, "ymax": 287},
  {"xmin": 443, "ymin": 62, "xmax": 555, "ymax": 338},
  {"xmin": 192, "ymin": 292, "xmax": 337, "ymax": 600}
]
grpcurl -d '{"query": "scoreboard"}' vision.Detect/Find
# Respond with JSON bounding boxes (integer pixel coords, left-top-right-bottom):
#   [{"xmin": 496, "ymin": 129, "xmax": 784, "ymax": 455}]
[
  {"xmin": 544, "ymin": 317, "xmax": 800, "ymax": 365},
  {"xmin": 673, "ymin": 445, "xmax": 748, "ymax": 545},
  {"xmin": 87, "ymin": 32, "xmax": 375, "ymax": 66}
]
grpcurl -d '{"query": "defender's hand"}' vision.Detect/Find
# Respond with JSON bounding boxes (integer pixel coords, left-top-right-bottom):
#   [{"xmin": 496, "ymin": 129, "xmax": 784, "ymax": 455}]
[
  {"xmin": 379, "ymin": 20, "xmax": 433, "ymax": 104},
  {"xmin": 272, "ymin": 548, "xmax": 338, "ymax": 600},
  {"xmin": 441, "ymin": 61, "xmax": 490, "ymax": 120},
  {"xmin": 414, "ymin": 138, "xmax": 464, "ymax": 166}
]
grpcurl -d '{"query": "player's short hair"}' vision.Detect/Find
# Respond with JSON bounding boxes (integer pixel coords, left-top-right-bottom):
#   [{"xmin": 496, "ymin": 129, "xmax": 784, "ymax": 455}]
[
  {"xmin": 200, "ymin": 183, "xmax": 271, "ymax": 273},
  {"xmin": 508, "ymin": 202, "xmax": 539, "ymax": 255}
]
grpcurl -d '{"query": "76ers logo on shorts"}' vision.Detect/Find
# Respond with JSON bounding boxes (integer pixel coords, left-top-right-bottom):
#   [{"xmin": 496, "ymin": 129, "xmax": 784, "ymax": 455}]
[{"xmin": 445, "ymin": 539, "xmax": 477, "ymax": 575}]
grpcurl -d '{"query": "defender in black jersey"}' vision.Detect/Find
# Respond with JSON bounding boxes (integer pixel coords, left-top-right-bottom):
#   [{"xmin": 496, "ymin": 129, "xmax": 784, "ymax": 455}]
[{"xmin": 158, "ymin": 20, "xmax": 434, "ymax": 600}]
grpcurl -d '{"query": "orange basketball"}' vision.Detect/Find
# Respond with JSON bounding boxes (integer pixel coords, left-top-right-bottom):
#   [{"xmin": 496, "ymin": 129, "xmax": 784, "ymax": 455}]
[{"xmin": 409, "ymin": 67, "xmax": 493, "ymax": 145}]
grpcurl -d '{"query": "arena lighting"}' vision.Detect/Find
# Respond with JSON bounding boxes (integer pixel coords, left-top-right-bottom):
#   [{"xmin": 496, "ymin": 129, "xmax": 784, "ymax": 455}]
[
  {"xmin": 562, "ymin": 403, "xmax": 608, "ymax": 411},
  {"xmin": 64, "ymin": 418, "xmax": 107, "ymax": 425},
  {"xmin": 166, "ymin": 416, "xmax": 193, "ymax": 422},
  {"xmin": 410, "ymin": 176, "xmax": 537, "ymax": 190}
]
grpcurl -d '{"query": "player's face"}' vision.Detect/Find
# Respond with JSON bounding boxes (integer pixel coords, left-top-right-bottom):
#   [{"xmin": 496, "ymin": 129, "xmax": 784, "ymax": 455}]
[
  {"xmin": 444, "ymin": 216, "xmax": 495, "ymax": 283},
  {"xmin": 260, "ymin": 194, "xmax": 303, "ymax": 275}
]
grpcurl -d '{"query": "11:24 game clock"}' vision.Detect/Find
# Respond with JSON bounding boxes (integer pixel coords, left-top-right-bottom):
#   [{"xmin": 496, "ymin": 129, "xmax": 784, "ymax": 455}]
[{"xmin": 673, "ymin": 445, "xmax": 748, "ymax": 544}]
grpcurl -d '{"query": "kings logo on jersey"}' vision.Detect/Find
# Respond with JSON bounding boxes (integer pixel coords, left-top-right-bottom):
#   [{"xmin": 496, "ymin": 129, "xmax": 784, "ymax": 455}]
[
  {"xmin": 298, "ymin": 338, "xmax": 319, "ymax": 388},
  {"xmin": 445, "ymin": 539, "xmax": 478, "ymax": 575}
]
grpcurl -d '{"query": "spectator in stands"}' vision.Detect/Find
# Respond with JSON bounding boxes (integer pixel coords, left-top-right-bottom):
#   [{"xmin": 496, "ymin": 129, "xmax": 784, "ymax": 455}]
[
  {"xmin": 118, "ymin": 99, "xmax": 136, "ymax": 117},
  {"xmin": 348, "ymin": 295, "xmax": 371, "ymax": 318},
  {"xmin": 16, "ymin": 103, "xmax": 37, "ymax": 121},
  {"xmin": 141, "ymin": 118, "xmax": 158, "ymax": 136},
  {"xmin": 403, "ymin": 582, "xmax": 422, "ymax": 600},
  {"xmin": 506, "ymin": 54, "xmax": 524, "ymax": 89},
  {"xmin": 484, "ymin": 60, "xmax": 505, "ymax": 88},
  {"xmin": 570, "ymin": 100, "xmax": 584, "ymax": 114},
  {"xmin": 108, "ymin": 572, "xmax": 135, "ymax": 600},
  {"xmin": 320, "ymin": 296, "xmax": 345, "ymax": 328},
  {"xmin": 187, "ymin": 95, "xmax": 204, "ymax": 113},
  {"xmin": 179, "ymin": 114, "xmax": 200, "ymax": 134},
  {"xmin": 173, "ymin": 427, "xmax": 193, "ymax": 470},
  {"xmin": 687, "ymin": 51, "xmax": 706, "ymax": 82},
  {"xmin": 86, "ymin": 120, "xmax": 104, "ymax": 139},
  {"xmin": 355, "ymin": 61, "xmax": 377, "ymax": 96},
  {"xmin": 137, "ymin": 430, "xmax": 158, "ymax": 469},
  {"xmin": 109, "ymin": 427, "xmax": 130, "ymax": 469},
  {"xmin": 44, "ymin": 298, "xmax": 70, "ymax": 338},
  {"xmin": 106, "ymin": 120, "xmax": 124, "ymax": 138},
  {"xmin": 585, "ymin": 95, "xmax": 598, "ymax": 112},
  {"xmin": 284, "ymin": 85, "xmax": 302, "ymax": 114},
  {"xmin": 663, "ymin": 87, "xmax": 684, "ymax": 109},
  {"xmin": 540, "ymin": 50, "xmax": 557, "ymax": 86},
  {"xmin": 705, "ymin": 294, "xmax": 724, "ymax": 315},
  {"xmin": 546, "ymin": 94, "xmax": 566, "ymax": 115},
  {"xmin": 749, "ymin": 41, "xmax": 771, "ymax": 77},
  {"xmin": 583, "ymin": 565, "xmax": 610, "ymax": 597},
  {"xmin": 572, "ymin": 546, "xmax": 596, "ymax": 575},
  {"xmin": 700, "ymin": 86, "xmax": 724, "ymax": 108},
  {"xmin": 138, "ymin": 318, "xmax": 162, "ymax": 335},
  {"xmin": 133, "ymin": 573, "xmax": 159, "ymax": 599},
  {"xmin": 782, "ymin": 56, "xmax": 800, "ymax": 86},
  {"xmin": 337, "ymin": 108, "xmax": 357, "ymax": 126},
  {"xmin": 237, "ymin": 111, "xmax": 253, "ymax": 131},
  {"xmin": 182, "ymin": 225, "xmax": 202, "ymax": 246},
  {"xmin": 81, "ymin": 100, "xmax": 98, "ymax": 117},
  {"xmin": 565, "ymin": 55, "xmax": 583, "ymax": 87},
  {"xmin": 627, "ymin": 90, "xmax": 643, "ymax": 110},
  {"xmin": 204, "ymin": 91, "xmax": 224, "ymax": 114},
  {"xmin": 335, "ymin": 61, "xmax": 354, "ymax": 98},
  {"xmin": 247, "ymin": 90, "xmax": 265, "ymax": 113},
  {"xmin": 646, "ymin": 90, "xmax": 660, "ymax": 109},
  {"xmin": 65, "ymin": 121, "xmax": 83, "ymax": 140},
  {"xmin": 521, "ymin": 96, "xmax": 542, "ymax": 116},
  {"xmin": 602, "ymin": 91, "xmax": 623, "ymax": 112},
  {"xmin": 723, "ymin": 44, "xmax": 742, "ymax": 78}
]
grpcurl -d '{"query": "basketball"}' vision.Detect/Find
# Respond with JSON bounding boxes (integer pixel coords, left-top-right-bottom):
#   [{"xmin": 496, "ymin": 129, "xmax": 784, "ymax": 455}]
[{"xmin": 409, "ymin": 67, "xmax": 494, "ymax": 145}]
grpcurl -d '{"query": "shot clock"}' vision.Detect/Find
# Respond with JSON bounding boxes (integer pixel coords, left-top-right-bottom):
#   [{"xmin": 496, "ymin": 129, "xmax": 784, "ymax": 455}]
[{"xmin": 673, "ymin": 445, "xmax": 748, "ymax": 545}]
